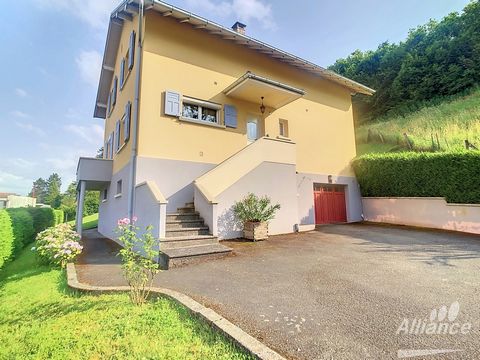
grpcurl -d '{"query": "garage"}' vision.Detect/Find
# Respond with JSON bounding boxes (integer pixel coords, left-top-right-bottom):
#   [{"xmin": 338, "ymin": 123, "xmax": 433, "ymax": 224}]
[{"xmin": 314, "ymin": 184, "xmax": 347, "ymax": 224}]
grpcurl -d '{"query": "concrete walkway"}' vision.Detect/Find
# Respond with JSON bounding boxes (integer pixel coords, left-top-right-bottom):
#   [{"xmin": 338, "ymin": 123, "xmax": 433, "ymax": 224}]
[{"xmin": 77, "ymin": 225, "xmax": 480, "ymax": 359}]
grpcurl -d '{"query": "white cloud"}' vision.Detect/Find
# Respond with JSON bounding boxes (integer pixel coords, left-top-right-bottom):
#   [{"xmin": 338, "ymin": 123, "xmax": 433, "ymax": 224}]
[
  {"xmin": 0, "ymin": 171, "xmax": 32, "ymax": 195},
  {"xmin": 15, "ymin": 122, "xmax": 46, "ymax": 137},
  {"xmin": 8, "ymin": 158, "xmax": 37, "ymax": 169},
  {"xmin": 185, "ymin": 0, "xmax": 276, "ymax": 29},
  {"xmin": 34, "ymin": 0, "xmax": 120, "ymax": 30},
  {"xmin": 10, "ymin": 110, "xmax": 30, "ymax": 119},
  {"xmin": 64, "ymin": 123, "xmax": 104, "ymax": 144},
  {"xmin": 75, "ymin": 50, "xmax": 103, "ymax": 87},
  {"xmin": 15, "ymin": 88, "xmax": 28, "ymax": 98}
]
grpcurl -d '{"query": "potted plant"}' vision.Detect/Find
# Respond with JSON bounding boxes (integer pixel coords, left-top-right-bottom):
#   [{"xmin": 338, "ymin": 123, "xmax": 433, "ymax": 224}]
[{"xmin": 233, "ymin": 193, "xmax": 280, "ymax": 241}]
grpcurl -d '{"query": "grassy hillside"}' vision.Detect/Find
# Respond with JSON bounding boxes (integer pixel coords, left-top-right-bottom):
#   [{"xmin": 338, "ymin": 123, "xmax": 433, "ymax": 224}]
[
  {"xmin": 356, "ymin": 88, "xmax": 480, "ymax": 155},
  {"xmin": 68, "ymin": 213, "xmax": 98, "ymax": 230}
]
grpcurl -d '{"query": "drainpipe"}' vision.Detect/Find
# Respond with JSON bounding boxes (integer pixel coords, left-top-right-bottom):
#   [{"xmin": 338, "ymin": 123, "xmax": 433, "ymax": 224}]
[{"xmin": 127, "ymin": 0, "xmax": 145, "ymax": 221}]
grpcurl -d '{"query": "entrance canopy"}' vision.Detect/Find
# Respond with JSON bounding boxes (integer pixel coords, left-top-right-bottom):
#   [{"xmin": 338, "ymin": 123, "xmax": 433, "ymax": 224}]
[{"xmin": 223, "ymin": 72, "xmax": 305, "ymax": 109}]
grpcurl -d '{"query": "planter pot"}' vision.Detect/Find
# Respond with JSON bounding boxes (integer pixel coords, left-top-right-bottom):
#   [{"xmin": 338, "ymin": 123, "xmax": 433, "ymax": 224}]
[{"xmin": 243, "ymin": 221, "xmax": 268, "ymax": 241}]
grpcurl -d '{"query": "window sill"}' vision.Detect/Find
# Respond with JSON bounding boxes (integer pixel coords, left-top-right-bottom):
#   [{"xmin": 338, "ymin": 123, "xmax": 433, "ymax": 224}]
[
  {"xmin": 102, "ymin": 199, "xmax": 108, "ymax": 203},
  {"xmin": 179, "ymin": 116, "xmax": 226, "ymax": 129},
  {"xmin": 114, "ymin": 194, "xmax": 122, "ymax": 199},
  {"xmin": 116, "ymin": 142, "xmax": 126, "ymax": 154},
  {"xmin": 276, "ymin": 135, "xmax": 291, "ymax": 141}
]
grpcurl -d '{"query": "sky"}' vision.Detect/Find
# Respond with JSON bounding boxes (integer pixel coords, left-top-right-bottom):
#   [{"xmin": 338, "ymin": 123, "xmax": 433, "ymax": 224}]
[{"xmin": 0, "ymin": 0, "xmax": 470, "ymax": 195}]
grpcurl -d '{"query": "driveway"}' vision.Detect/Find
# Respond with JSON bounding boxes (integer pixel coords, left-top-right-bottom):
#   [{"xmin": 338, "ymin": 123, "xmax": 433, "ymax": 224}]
[{"xmin": 77, "ymin": 224, "xmax": 480, "ymax": 359}]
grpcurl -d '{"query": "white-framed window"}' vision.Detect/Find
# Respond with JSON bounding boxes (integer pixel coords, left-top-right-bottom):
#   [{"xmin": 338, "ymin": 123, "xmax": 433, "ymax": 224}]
[
  {"xmin": 102, "ymin": 188, "xmax": 108, "ymax": 202},
  {"xmin": 116, "ymin": 180, "xmax": 122, "ymax": 196},
  {"xmin": 279, "ymin": 119, "xmax": 289, "ymax": 137},
  {"xmin": 181, "ymin": 97, "xmax": 221, "ymax": 124}
]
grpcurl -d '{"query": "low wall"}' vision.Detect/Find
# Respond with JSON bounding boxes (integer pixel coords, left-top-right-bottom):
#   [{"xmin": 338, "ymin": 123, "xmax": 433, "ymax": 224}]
[{"xmin": 362, "ymin": 197, "xmax": 480, "ymax": 235}]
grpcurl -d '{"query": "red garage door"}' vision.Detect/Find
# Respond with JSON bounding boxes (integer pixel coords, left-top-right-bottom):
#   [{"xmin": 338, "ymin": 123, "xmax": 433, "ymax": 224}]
[{"xmin": 314, "ymin": 184, "xmax": 347, "ymax": 224}]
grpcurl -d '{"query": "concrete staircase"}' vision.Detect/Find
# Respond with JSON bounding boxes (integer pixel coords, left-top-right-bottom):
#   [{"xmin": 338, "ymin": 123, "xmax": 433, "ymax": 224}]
[{"xmin": 159, "ymin": 202, "xmax": 232, "ymax": 269}]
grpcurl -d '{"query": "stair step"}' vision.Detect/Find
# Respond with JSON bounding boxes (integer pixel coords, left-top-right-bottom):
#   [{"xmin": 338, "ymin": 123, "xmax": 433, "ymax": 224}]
[
  {"xmin": 165, "ymin": 227, "xmax": 210, "ymax": 237},
  {"xmin": 184, "ymin": 202, "xmax": 194, "ymax": 208},
  {"xmin": 160, "ymin": 235, "xmax": 218, "ymax": 249},
  {"xmin": 166, "ymin": 213, "xmax": 200, "ymax": 221},
  {"xmin": 166, "ymin": 220, "xmax": 205, "ymax": 229},
  {"xmin": 159, "ymin": 244, "xmax": 232, "ymax": 269},
  {"xmin": 177, "ymin": 207, "xmax": 196, "ymax": 214}
]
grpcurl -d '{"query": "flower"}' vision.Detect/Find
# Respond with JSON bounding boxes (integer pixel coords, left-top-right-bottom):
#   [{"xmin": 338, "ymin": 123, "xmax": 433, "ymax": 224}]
[
  {"xmin": 31, "ymin": 246, "xmax": 36, "ymax": 251},
  {"xmin": 132, "ymin": 216, "xmax": 138, "ymax": 222}
]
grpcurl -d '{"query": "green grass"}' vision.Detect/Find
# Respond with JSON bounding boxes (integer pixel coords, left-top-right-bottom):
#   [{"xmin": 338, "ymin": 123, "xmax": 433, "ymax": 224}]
[
  {"xmin": 355, "ymin": 88, "xmax": 480, "ymax": 155},
  {"xmin": 0, "ymin": 249, "xmax": 253, "ymax": 360},
  {"xmin": 67, "ymin": 213, "xmax": 98, "ymax": 230}
]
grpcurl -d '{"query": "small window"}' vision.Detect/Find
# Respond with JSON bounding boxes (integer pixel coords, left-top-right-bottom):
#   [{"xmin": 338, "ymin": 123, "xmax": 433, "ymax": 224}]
[
  {"xmin": 181, "ymin": 97, "xmax": 220, "ymax": 124},
  {"xmin": 116, "ymin": 180, "xmax": 122, "ymax": 196},
  {"xmin": 182, "ymin": 103, "xmax": 199, "ymax": 119},
  {"xmin": 102, "ymin": 188, "xmax": 108, "ymax": 201},
  {"xmin": 279, "ymin": 119, "xmax": 289, "ymax": 137}
]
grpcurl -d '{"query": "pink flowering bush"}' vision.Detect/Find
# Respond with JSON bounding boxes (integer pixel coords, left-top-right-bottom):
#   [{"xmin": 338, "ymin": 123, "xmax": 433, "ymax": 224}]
[{"xmin": 34, "ymin": 223, "xmax": 83, "ymax": 268}]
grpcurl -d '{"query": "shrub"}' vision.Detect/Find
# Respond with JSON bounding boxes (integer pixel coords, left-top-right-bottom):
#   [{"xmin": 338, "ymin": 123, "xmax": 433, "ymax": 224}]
[
  {"xmin": 53, "ymin": 209, "xmax": 64, "ymax": 225},
  {"xmin": 34, "ymin": 223, "xmax": 82, "ymax": 268},
  {"xmin": 0, "ymin": 210, "xmax": 14, "ymax": 270},
  {"xmin": 233, "ymin": 193, "xmax": 281, "ymax": 223},
  {"xmin": 28, "ymin": 207, "xmax": 55, "ymax": 235},
  {"xmin": 352, "ymin": 151, "xmax": 480, "ymax": 203},
  {"xmin": 6, "ymin": 208, "xmax": 35, "ymax": 255},
  {"xmin": 116, "ymin": 218, "xmax": 160, "ymax": 305}
]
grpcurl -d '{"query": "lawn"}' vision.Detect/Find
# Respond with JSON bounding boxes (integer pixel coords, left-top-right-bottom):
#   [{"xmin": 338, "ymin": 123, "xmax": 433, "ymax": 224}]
[
  {"xmin": 68, "ymin": 213, "xmax": 98, "ymax": 230},
  {"xmin": 0, "ymin": 248, "xmax": 252, "ymax": 360},
  {"xmin": 355, "ymin": 88, "xmax": 480, "ymax": 155}
]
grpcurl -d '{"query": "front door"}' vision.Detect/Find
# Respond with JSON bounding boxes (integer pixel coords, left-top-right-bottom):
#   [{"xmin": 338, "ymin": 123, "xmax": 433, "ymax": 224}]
[
  {"xmin": 247, "ymin": 115, "xmax": 259, "ymax": 143},
  {"xmin": 314, "ymin": 184, "xmax": 347, "ymax": 224}
]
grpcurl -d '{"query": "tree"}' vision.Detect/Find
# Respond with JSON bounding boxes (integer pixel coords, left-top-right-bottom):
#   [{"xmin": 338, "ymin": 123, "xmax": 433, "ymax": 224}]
[
  {"xmin": 45, "ymin": 173, "xmax": 62, "ymax": 208},
  {"xmin": 29, "ymin": 178, "xmax": 48, "ymax": 204},
  {"xmin": 329, "ymin": 1, "xmax": 480, "ymax": 122},
  {"xmin": 96, "ymin": 147, "xmax": 104, "ymax": 159},
  {"xmin": 60, "ymin": 181, "xmax": 100, "ymax": 221}
]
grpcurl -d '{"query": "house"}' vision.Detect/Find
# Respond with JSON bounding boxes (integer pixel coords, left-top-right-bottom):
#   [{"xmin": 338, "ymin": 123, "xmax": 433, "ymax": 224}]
[
  {"xmin": 0, "ymin": 193, "xmax": 36, "ymax": 209},
  {"xmin": 76, "ymin": 0, "xmax": 374, "ymax": 266}
]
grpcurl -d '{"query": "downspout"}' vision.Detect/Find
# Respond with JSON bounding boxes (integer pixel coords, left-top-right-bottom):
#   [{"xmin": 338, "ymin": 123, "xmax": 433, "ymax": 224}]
[{"xmin": 127, "ymin": 0, "xmax": 145, "ymax": 221}]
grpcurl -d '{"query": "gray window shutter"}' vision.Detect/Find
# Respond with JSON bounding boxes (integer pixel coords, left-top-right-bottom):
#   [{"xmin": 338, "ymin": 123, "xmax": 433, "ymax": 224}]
[
  {"xmin": 112, "ymin": 77, "xmax": 118, "ymax": 106},
  {"xmin": 128, "ymin": 31, "xmax": 135, "ymax": 70},
  {"xmin": 107, "ymin": 93, "xmax": 111, "ymax": 115},
  {"xmin": 115, "ymin": 120, "xmax": 120, "ymax": 151},
  {"xmin": 224, "ymin": 104, "xmax": 238, "ymax": 128},
  {"xmin": 110, "ymin": 133, "xmax": 114, "ymax": 158},
  {"xmin": 120, "ymin": 59, "xmax": 125, "ymax": 88},
  {"xmin": 165, "ymin": 91, "xmax": 181, "ymax": 116},
  {"xmin": 124, "ymin": 101, "xmax": 131, "ymax": 141}
]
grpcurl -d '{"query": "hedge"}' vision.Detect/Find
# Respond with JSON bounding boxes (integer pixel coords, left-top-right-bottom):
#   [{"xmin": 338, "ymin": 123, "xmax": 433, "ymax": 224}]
[
  {"xmin": 28, "ymin": 207, "xmax": 55, "ymax": 235},
  {"xmin": 352, "ymin": 151, "xmax": 480, "ymax": 204},
  {"xmin": 0, "ymin": 210, "xmax": 14, "ymax": 270},
  {"xmin": 0, "ymin": 207, "xmax": 57, "ymax": 270},
  {"xmin": 54, "ymin": 209, "xmax": 64, "ymax": 226},
  {"xmin": 6, "ymin": 208, "xmax": 35, "ymax": 255}
]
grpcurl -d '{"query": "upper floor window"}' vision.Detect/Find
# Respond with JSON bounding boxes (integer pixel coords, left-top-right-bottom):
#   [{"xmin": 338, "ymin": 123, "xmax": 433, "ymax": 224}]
[
  {"xmin": 279, "ymin": 119, "xmax": 289, "ymax": 137},
  {"xmin": 181, "ymin": 97, "xmax": 220, "ymax": 124}
]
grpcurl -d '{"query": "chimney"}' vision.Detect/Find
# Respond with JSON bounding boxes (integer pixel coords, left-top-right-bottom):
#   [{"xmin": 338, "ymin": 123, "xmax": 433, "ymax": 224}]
[{"xmin": 232, "ymin": 21, "xmax": 246, "ymax": 35}]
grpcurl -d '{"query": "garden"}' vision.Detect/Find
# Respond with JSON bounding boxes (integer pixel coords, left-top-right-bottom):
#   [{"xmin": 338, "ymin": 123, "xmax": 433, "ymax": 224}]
[{"xmin": 0, "ymin": 209, "xmax": 253, "ymax": 359}]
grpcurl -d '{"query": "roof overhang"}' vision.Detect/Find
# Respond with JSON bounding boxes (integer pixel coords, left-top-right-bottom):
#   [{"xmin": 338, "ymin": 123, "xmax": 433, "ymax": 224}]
[
  {"xmin": 223, "ymin": 72, "xmax": 305, "ymax": 109},
  {"xmin": 94, "ymin": 0, "xmax": 375, "ymax": 119}
]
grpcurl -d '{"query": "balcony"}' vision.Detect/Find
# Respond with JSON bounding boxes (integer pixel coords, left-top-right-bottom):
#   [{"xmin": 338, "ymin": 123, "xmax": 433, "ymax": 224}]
[{"xmin": 76, "ymin": 157, "xmax": 113, "ymax": 190}]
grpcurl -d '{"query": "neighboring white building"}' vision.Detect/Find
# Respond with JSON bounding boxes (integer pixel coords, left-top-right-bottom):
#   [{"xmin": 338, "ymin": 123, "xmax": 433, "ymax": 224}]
[{"xmin": 0, "ymin": 193, "xmax": 36, "ymax": 209}]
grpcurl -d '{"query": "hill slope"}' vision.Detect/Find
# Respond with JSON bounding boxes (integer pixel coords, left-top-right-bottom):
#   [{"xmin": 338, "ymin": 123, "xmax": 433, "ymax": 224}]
[{"xmin": 355, "ymin": 88, "xmax": 480, "ymax": 155}]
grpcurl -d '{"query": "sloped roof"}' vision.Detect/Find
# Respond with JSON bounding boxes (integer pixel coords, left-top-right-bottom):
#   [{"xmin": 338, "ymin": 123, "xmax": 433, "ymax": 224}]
[{"xmin": 94, "ymin": 0, "xmax": 375, "ymax": 118}]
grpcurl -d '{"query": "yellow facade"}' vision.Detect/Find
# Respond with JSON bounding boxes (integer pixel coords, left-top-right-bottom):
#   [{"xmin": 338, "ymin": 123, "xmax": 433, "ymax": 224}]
[
  {"xmin": 109, "ymin": 11, "xmax": 357, "ymax": 177},
  {"xmin": 103, "ymin": 15, "xmax": 139, "ymax": 174}
]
